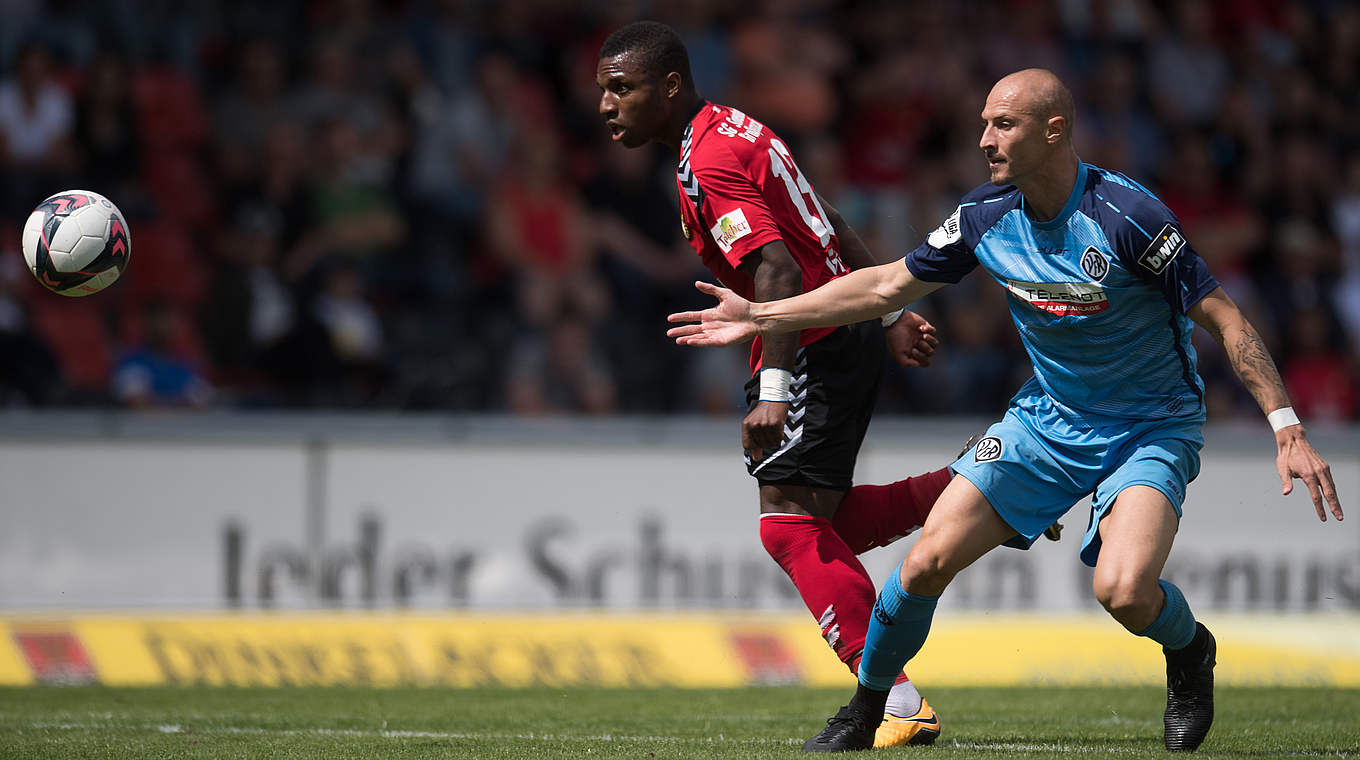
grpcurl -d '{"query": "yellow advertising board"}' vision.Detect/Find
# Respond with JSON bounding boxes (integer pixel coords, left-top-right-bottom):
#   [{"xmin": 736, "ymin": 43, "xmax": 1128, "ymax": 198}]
[{"xmin": 2, "ymin": 613, "xmax": 1357, "ymax": 688}]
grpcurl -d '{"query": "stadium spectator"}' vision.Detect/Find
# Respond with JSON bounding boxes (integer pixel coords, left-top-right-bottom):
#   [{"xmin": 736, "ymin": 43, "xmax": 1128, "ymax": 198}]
[
  {"xmin": 1146, "ymin": 0, "xmax": 1231, "ymax": 125},
  {"xmin": 0, "ymin": 41, "xmax": 72, "ymax": 168},
  {"xmin": 1333, "ymin": 154, "xmax": 1360, "ymax": 354},
  {"xmin": 1077, "ymin": 55, "xmax": 1163, "ymax": 182},
  {"xmin": 198, "ymin": 202, "xmax": 297, "ymax": 396},
  {"xmin": 72, "ymin": 50, "xmax": 141, "ymax": 202},
  {"xmin": 405, "ymin": 0, "xmax": 480, "ymax": 96},
  {"xmin": 0, "ymin": 234, "xmax": 60, "ymax": 406},
  {"xmin": 292, "ymin": 116, "xmax": 407, "ymax": 287},
  {"xmin": 212, "ymin": 37, "xmax": 290, "ymax": 188},
  {"xmin": 0, "ymin": 41, "xmax": 75, "ymax": 219},
  {"xmin": 112, "ymin": 300, "xmax": 213, "ymax": 409},
  {"xmin": 928, "ymin": 294, "xmax": 1017, "ymax": 416},
  {"xmin": 582, "ymin": 142, "xmax": 697, "ymax": 411},
  {"xmin": 505, "ymin": 302, "xmax": 619, "ymax": 416},
  {"xmin": 488, "ymin": 127, "xmax": 614, "ymax": 413},
  {"xmin": 0, "ymin": 1, "xmax": 1352, "ymax": 418},
  {"xmin": 486, "ymin": 129, "xmax": 607, "ymax": 330},
  {"xmin": 409, "ymin": 50, "xmax": 526, "ymax": 227},
  {"xmin": 1281, "ymin": 307, "xmax": 1357, "ymax": 424},
  {"xmin": 291, "ymin": 36, "xmax": 382, "ymax": 136},
  {"xmin": 312, "ymin": 260, "xmax": 388, "ymax": 405},
  {"xmin": 725, "ymin": 10, "xmax": 843, "ymax": 137}
]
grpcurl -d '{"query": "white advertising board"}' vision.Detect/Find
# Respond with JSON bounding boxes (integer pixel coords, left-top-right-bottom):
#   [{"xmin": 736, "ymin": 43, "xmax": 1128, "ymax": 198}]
[{"xmin": 1, "ymin": 418, "xmax": 1355, "ymax": 612}]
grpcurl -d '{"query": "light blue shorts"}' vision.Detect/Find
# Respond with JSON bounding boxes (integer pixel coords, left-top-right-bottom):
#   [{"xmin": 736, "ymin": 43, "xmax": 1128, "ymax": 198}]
[{"xmin": 951, "ymin": 390, "xmax": 1203, "ymax": 567}]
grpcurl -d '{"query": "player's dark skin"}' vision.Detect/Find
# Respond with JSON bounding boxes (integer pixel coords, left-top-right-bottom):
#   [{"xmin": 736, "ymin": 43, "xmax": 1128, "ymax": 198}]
[{"xmin": 597, "ymin": 52, "xmax": 938, "ymax": 519}]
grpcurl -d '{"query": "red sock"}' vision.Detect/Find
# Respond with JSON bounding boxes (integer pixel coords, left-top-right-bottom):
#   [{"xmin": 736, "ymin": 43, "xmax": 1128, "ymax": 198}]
[
  {"xmin": 760, "ymin": 513, "xmax": 878, "ymax": 674},
  {"xmin": 832, "ymin": 467, "xmax": 952, "ymax": 555}
]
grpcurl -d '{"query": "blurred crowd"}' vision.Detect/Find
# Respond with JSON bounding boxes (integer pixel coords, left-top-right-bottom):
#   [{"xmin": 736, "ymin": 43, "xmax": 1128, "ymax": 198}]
[{"xmin": 0, "ymin": 0, "xmax": 1356, "ymax": 422}]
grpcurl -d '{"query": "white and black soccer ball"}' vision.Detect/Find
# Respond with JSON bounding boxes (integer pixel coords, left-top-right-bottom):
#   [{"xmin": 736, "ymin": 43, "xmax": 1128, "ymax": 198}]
[{"xmin": 21, "ymin": 190, "xmax": 131, "ymax": 297}]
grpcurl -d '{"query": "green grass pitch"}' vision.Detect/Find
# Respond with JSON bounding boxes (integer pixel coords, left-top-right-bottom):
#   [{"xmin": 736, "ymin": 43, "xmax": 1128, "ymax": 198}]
[{"xmin": 1, "ymin": 686, "xmax": 1356, "ymax": 758}]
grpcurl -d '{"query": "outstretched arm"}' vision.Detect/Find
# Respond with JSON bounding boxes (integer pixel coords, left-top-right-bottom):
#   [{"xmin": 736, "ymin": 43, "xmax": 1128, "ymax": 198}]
[
  {"xmin": 818, "ymin": 193, "xmax": 887, "ymax": 270},
  {"xmin": 667, "ymin": 261, "xmax": 943, "ymax": 346},
  {"xmin": 756, "ymin": 259, "xmax": 943, "ymax": 333},
  {"xmin": 819, "ymin": 194, "xmax": 939, "ymax": 367},
  {"xmin": 1188, "ymin": 287, "xmax": 1342, "ymax": 521}
]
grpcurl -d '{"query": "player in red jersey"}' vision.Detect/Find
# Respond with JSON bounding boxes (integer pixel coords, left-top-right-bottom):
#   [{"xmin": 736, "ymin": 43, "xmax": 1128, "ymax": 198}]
[{"xmin": 597, "ymin": 21, "xmax": 952, "ymax": 746}]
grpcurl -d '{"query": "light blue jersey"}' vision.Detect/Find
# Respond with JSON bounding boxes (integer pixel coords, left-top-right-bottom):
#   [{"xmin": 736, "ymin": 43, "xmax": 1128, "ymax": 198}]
[
  {"xmin": 906, "ymin": 162, "xmax": 1219, "ymax": 424},
  {"xmin": 904, "ymin": 163, "xmax": 1221, "ymax": 565}
]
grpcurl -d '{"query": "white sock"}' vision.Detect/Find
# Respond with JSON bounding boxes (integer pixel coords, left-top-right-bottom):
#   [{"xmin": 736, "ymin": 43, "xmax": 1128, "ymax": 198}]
[{"xmin": 884, "ymin": 678, "xmax": 923, "ymax": 717}]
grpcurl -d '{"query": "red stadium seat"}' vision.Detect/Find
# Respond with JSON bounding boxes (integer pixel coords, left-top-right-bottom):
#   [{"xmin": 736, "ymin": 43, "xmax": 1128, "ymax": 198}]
[
  {"xmin": 131, "ymin": 67, "xmax": 210, "ymax": 151},
  {"xmin": 141, "ymin": 151, "xmax": 216, "ymax": 229},
  {"xmin": 28, "ymin": 297, "xmax": 113, "ymax": 391},
  {"xmin": 119, "ymin": 222, "xmax": 207, "ymax": 309}
]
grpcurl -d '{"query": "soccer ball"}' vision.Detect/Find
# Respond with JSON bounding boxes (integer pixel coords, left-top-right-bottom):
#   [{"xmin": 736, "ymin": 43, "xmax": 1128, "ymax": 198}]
[{"xmin": 21, "ymin": 190, "xmax": 131, "ymax": 297}]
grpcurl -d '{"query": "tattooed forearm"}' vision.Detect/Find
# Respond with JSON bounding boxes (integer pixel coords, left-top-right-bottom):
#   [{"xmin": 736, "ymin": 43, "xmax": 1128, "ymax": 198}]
[{"xmin": 1227, "ymin": 322, "xmax": 1291, "ymax": 412}]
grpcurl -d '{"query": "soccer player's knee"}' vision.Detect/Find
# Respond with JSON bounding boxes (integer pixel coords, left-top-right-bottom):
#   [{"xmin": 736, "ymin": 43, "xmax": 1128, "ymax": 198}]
[
  {"xmin": 1092, "ymin": 572, "xmax": 1160, "ymax": 623},
  {"xmin": 900, "ymin": 547, "xmax": 955, "ymax": 593}
]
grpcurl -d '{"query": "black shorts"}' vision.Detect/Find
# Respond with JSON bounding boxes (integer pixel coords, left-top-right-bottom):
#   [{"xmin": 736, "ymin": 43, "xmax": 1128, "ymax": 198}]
[{"xmin": 742, "ymin": 320, "xmax": 885, "ymax": 491}]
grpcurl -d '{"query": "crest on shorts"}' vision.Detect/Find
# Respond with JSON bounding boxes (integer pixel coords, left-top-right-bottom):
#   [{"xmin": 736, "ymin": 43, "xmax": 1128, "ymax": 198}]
[
  {"xmin": 1080, "ymin": 246, "xmax": 1109, "ymax": 281},
  {"xmin": 974, "ymin": 436, "xmax": 1003, "ymax": 462}
]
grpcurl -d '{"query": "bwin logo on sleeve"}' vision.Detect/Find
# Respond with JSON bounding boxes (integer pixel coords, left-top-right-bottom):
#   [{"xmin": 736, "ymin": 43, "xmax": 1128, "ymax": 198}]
[
  {"xmin": 1138, "ymin": 224, "xmax": 1186, "ymax": 274},
  {"xmin": 974, "ymin": 436, "xmax": 1003, "ymax": 462}
]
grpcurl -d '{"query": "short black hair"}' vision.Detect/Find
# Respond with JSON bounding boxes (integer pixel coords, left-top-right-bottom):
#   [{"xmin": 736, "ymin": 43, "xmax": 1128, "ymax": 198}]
[{"xmin": 599, "ymin": 21, "xmax": 694, "ymax": 87}]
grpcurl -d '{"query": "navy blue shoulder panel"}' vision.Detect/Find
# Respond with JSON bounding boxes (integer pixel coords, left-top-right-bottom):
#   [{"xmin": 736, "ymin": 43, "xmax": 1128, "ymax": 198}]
[
  {"xmin": 957, "ymin": 181, "xmax": 1022, "ymax": 245},
  {"xmin": 904, "ymin": 182, "xmax": 1020, "ymax": 284},
  {"xmin": 1080, "ymin": 166, "xmax": 1219, "ymax": 313}
]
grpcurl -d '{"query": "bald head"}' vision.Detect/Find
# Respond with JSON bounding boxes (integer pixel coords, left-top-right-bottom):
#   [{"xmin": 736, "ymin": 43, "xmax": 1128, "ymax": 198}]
[
  {"xmin": 979, "ymin": 68, "xmax": 1081, "ymax": 198},
  {"xmin": 989, "ymin": 69, "xmax": 1075, "ymax": 140}
]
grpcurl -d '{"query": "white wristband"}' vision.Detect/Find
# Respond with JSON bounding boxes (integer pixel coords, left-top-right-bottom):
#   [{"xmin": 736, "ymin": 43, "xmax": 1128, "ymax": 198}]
[
  {"xmin": 881, "ymin": 308, "xmax": 906, "ymax": 328},
  {"xmin": 758, "ymin": 368, "xmax": 793, "ymax": 402},
  {"xmin": 1268, "ymin": 407, "xmax": 1301, "ymax": 432}
]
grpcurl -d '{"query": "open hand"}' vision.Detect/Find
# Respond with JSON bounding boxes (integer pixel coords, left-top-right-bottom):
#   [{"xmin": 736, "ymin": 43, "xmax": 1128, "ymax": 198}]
[
  {"xmin": 667, "ymin": 281, "xmax": 759, "ymax": 346},
  {"xmin": 886, "ymin": 311, "xmax": 939, "ymax": 368},
  {"xmin": 1276, "ymin": 428, "xmax": 1343, "ymax": 521}
]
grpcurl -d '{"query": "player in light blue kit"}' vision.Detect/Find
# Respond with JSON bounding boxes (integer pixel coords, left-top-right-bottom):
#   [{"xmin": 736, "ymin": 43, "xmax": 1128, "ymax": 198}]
[{"xmin": 666, "ymin": 69, "xmax": 1343, "ymax": 753}]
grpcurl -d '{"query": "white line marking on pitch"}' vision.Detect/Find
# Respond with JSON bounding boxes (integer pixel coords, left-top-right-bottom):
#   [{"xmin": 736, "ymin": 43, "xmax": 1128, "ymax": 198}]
[
  {"xmin": 16, "ymin": 721, "xmax": 804, "ymax": 746},
  {"xmin": 10, "ymin": 721, "xmax": 1358, "ymax": 756}
]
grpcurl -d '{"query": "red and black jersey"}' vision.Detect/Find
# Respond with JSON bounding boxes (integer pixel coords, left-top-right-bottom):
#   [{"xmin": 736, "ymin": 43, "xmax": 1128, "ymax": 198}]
[{"xmin": 675, "ymin": 102, "xmax": 850, "ymax": 371}]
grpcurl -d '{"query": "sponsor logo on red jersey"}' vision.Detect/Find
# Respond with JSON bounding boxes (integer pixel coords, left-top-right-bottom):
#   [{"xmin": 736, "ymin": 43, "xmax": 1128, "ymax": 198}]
[{"xmin": 710, "ymin": 208, "xmax": 752, "ymax": 254}]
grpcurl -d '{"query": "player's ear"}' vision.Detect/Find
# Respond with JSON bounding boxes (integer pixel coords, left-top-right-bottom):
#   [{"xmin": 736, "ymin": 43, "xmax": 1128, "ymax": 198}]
[
  {"xmin": 1046, "ymin": 115, "xmax": 1067, "ymax": 145},
  {"xmin": 664, "ymin": 71, "xmax": 682, "ymax": 99}
]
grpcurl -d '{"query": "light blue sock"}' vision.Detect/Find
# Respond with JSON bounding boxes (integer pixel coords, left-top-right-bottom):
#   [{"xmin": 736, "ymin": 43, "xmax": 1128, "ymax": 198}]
[
  {"xmin": 1136, "ymin": 579, "xmax": 1197, "ymax": 650},
  {"xmin": 856, "ymin": 564, "xmax": 939, "ymax": 691}
]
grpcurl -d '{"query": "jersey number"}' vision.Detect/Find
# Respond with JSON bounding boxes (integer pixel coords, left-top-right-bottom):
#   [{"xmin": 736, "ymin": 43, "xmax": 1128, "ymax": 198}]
[{"xmin": 768, "ymin": 139, "xmax": 847, "ymax": 275}]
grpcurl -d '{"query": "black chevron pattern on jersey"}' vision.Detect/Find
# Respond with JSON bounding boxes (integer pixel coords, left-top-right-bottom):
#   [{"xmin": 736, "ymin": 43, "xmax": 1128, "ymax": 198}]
[{"xmin": 677, "ymin": 122, "xmax": 705, "ymax": 214}]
